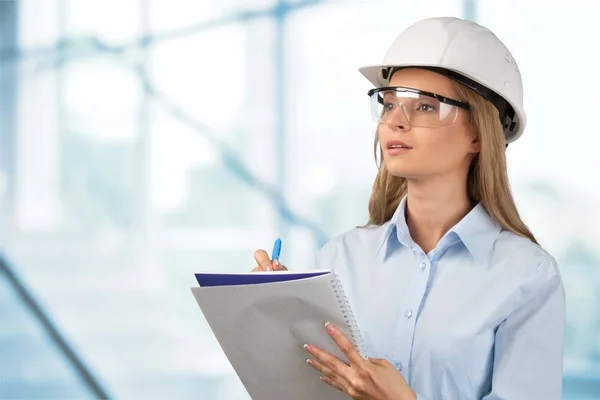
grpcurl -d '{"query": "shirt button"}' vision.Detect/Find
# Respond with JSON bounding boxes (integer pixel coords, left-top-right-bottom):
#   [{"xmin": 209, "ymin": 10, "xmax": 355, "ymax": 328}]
[
  {"xmin": 405, "ymin": 310, "xmax": 413, "ymax": 319},
  {"xmin": 395, "ymin": 362, "xmax": 403, "ymax": 371},
  {"xmin": 419, "ymin": 262, "xmax": 426, "ymax": 270}
]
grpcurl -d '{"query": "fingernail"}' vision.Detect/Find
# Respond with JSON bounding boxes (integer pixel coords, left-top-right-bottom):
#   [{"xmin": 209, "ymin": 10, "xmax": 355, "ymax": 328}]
[
  {"xmin": 306, "ymin": 358, "xmax": 312, "ymax": 365},
  {"xmin": 261, "ymin": 262, "xmax": 272, "ymax": 271},
  {"xmin": 273, "ymin": 260, "xmax": 281, "ymax": 268},
  {"xmin": 325, "ymin": 322, "xmax": 334, "ymax": 333}
]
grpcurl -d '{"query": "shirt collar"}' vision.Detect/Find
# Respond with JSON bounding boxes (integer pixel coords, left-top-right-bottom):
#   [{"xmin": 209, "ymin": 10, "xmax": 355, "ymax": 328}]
[
  {"xmin": 377, "ymin": 196, "xmax": 411, "ymax": 259},
  {"xmin": 451, "ymin": 203, "xmax": 502, "ymax": 264},
  {"xmin": 378, "ymin": 196, "xmax": 502, "ymax": 265}
]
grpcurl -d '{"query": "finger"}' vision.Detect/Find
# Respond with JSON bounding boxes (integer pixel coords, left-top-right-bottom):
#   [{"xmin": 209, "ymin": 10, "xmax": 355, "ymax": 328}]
[
  {"xmin": 253, "ymin": 249, "xmax": 273, "ymax": 271},
  {"xmin": 304, "ymin": 343, "xmax": 351, "ymax": 380},
  {"xmin": 319, "ymin": 375, "xmax": 346, "ymax": 394},
  {"xmin": 368, "ymin": 357, "xmax": 390, "ymax": 367},
  {"xmin": 251, "ymin": 262, "xmax": 287, "ymax": 272},
  {"xmin": 325, "ymin": 323, "xmax": 366, "ymax": 367},
  {"xmin": 307, "ymin": 357, "xmax": 339, "ymax": 379},
  {"xmin": 272, "ymin": 259, "xmax": 288, "ymax": 271},
  {"xmin": 308, "ymin": 359, "xmax": 351, "ymax": 395}
]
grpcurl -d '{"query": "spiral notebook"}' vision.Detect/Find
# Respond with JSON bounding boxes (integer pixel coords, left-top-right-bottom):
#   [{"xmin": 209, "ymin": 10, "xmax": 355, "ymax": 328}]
[{"xmin": 190, "ymin": 269, "xmax": 366, "ymax": 400}]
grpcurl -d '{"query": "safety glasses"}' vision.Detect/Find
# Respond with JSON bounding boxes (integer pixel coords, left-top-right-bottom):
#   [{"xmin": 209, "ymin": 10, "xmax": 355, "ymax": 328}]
[{"xmin": 368, "ymin": 87, "xmax": 470, "ymax": 128}]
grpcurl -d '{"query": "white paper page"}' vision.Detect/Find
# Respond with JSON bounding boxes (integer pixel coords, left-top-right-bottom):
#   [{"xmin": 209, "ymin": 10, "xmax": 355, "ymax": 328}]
[{"xmin": 191, "ymin": 272, "xmax": 356, "ymax": 400}]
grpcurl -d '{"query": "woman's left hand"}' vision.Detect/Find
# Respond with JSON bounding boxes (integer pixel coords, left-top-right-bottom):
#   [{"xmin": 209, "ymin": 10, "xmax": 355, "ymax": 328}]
[{"xmin": 304, "ymin": 323, "xmax": 416, "ymax": 400}]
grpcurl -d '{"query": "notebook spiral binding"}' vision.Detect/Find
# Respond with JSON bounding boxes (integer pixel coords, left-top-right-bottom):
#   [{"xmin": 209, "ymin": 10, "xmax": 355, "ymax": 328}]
[{"xmin": 330, "ymin": 273, "xmax": 367, "ymax": 358}]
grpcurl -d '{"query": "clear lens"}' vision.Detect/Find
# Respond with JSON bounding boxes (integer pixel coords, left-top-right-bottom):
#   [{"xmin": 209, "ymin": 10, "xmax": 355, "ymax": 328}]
[{"xmin": 370, "ymin": 88, "xmax": 459, "ymax": 127}]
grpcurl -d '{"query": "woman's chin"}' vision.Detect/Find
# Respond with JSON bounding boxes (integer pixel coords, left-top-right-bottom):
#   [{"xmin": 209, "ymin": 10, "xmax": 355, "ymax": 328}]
[
  {"xmin": 388, "ymin": 170, "xmax": 413, "ymax": 179},
  {"xmin": 384, "ymin": 162, "xmax": 415, "ymax": 178}
]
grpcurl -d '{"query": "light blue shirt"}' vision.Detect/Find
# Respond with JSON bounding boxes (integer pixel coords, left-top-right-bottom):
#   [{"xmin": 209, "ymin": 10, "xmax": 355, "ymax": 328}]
[{"xmin": 316, "ymin": 196, "xmax": 566, "ymax": 400}]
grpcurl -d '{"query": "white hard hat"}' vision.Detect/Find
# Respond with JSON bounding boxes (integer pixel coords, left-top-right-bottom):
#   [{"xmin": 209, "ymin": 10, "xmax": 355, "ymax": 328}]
[{"xmin": 359, "ymin": 17, "xmax": 526, "ymax": 143}]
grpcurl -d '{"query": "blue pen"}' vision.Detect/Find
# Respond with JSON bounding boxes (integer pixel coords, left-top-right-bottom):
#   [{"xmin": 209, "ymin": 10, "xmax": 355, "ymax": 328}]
[{"xmin": 271, "ymin": 238, "xmax": 282, "ymax": 262}]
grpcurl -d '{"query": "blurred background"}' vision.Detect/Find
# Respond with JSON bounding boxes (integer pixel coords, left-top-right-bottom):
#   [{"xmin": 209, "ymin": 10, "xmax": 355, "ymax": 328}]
[{"xmin": 0, "ymin": 0, "xmax": 599, "ymax": 399}]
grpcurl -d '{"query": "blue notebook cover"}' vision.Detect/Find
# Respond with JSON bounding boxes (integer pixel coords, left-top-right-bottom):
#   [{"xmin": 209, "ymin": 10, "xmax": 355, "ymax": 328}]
[{"xmin": 195, "ymin": 271, "xmax": 330, "ymax": 287}]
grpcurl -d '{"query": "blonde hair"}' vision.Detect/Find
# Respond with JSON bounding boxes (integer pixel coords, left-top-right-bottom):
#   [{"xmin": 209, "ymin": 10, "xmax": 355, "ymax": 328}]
[{"xmin": 365, "ymin": 80, "xmax": 538, "ymax": 244}]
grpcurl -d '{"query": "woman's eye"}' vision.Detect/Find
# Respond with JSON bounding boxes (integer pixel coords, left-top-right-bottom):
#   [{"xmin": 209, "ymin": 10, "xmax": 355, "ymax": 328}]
[
  {"xmin": 416, "ymin": 103, "xmax": 436, "ymax": 112},
  {"xmin": 383, "ymin": 102, "xmax": 396, "ymax": 112}
]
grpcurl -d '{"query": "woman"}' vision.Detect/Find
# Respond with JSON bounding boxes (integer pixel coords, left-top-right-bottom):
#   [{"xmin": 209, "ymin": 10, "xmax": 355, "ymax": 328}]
[{"xmin": 253, "ymin": 17, "xmax": 565, "ymax": 400}]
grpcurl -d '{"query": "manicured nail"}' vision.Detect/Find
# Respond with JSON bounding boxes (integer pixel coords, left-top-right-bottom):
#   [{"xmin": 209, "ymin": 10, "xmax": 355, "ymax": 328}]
[
  {"xmin": 325, "ymin": 322, "xmax": 334, "ymax": 333},
  {"xmin": 303, "ymin": 344, "xmax": 310, "ymax": 351},
  {"xmin": 306, "ymin": 358, "xmax": 312, "ymax": 365},
  {"xmin": 273, "ymin": 260, "xmax": 281, "ymax": 269},
  {"xmin": 261, "ymin": 262, "xmax": 272, "ymax": 271}
]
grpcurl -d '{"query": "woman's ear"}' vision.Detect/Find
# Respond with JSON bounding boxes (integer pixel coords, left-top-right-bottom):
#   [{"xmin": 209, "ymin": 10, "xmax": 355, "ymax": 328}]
[
  {"xmin": 465, "ymin": 123, "xmax": 481, "ymax": 154},
  {"xmin": 469, "ymin": 136, "xmax": 481, "ymax": 154}
]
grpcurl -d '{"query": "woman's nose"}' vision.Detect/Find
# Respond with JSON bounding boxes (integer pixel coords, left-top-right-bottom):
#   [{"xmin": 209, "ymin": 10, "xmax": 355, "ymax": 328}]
[{"xmin": 387, "ymin": 105, "xmax": 410, "ymax": 129}]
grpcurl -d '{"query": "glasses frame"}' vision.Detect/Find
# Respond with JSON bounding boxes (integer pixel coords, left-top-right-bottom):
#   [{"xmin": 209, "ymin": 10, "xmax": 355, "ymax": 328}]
[{"xmin": 367, "ymin": 86, "xmax": 471, "ymax": 111}]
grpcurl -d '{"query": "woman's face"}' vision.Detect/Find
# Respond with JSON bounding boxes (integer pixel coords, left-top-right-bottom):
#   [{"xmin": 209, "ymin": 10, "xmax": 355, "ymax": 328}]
[{"xmin": 377, "ymin": 68, "xmax": 479, "ymax": 181}]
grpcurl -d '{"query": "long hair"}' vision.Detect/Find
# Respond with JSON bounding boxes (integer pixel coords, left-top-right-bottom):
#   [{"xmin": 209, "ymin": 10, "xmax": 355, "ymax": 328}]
[{"xmin": 365, "ymin": 80, "xmax": 538, "ymax": 244}]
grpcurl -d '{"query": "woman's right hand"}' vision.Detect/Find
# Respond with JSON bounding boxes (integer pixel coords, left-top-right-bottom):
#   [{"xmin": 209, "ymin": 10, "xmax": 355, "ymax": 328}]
[{"xmin": 251, "ymin": 249, "xmax": 288, "ymax": 272}]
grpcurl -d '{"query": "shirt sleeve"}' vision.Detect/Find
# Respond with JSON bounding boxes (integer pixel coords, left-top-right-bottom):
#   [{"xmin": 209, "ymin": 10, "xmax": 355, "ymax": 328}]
[
  {"xmin": 314, "ymin": 235, "xmax": 339, "ymax": 271},
  {"xmin": 415, "ymin": 391, "xmax": 432, "ymax": 400},
  {"xmin": 482, "ymin": 257, "xmax": 566, "ymax": 400}
]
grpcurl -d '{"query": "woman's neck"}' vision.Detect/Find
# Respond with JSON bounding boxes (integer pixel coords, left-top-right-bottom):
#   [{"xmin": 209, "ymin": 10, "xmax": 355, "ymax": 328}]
[{"xmin": 405, "ymin": 177, "xmax": 473, "ymax": 254}]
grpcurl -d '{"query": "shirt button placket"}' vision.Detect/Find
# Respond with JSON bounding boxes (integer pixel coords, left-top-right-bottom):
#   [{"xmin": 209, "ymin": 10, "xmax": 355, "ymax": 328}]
[{"xmin": 393, "ymin": 254, "xmax": 431, "ymax": 382}]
